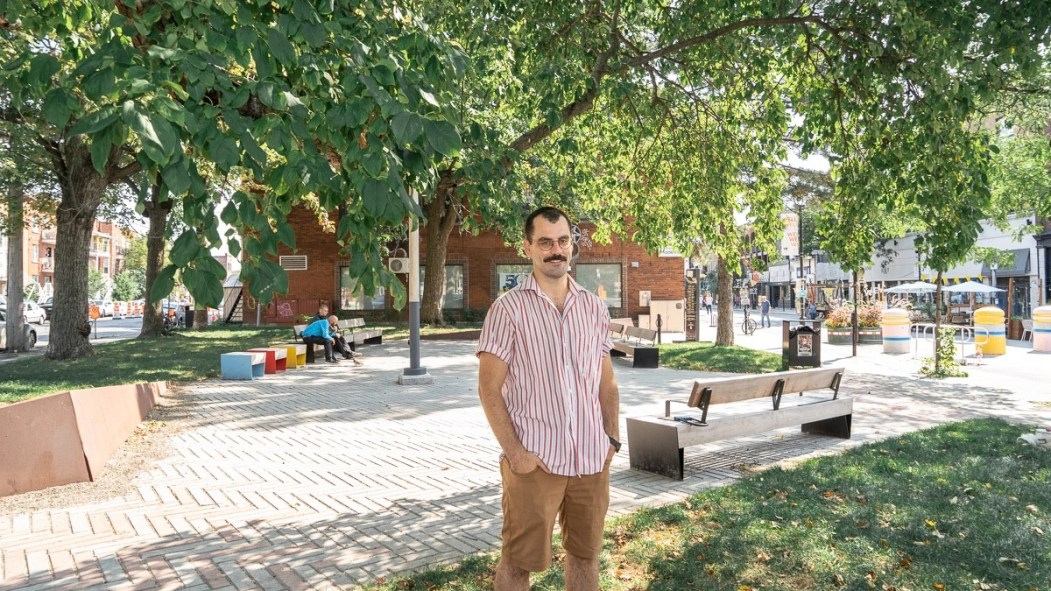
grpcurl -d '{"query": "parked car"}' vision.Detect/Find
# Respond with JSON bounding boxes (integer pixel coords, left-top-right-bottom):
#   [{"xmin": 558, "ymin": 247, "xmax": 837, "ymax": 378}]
[
  {"xmin": 22, "ymin": 301, "xmax": 47, "ymax": 324},
  {"xmin": 0, "ymin": 308, "xmax": 37, "ymax": 351},
  {"xmin": 39, "ymin": 297, "xmax": 54, "ymax": 320}
]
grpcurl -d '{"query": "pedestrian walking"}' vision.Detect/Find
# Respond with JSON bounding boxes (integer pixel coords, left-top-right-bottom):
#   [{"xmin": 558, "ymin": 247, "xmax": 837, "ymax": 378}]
[
  {"xmin": 477, "ymin": 205, "xmax": 620, "ymax": 591},
  {"xmin": 704, "ymin": 293, "xmax": 713, "ymax": 315},
  {"xmin": 760, "ymin": 296, "xmax": 771, "ymax": 328}
]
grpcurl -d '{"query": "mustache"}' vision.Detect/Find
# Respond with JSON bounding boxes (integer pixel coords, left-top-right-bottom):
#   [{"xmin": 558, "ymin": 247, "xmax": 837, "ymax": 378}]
[{"xmin": 544, "ymin": 254, "xmax": 568, "ymax": 263}]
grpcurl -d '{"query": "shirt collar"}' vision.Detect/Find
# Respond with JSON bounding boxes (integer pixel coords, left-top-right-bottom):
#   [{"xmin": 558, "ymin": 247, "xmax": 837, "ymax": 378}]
[{"xmin": 520, "ymin": 271, "xmax": 581, "ymax": 297}]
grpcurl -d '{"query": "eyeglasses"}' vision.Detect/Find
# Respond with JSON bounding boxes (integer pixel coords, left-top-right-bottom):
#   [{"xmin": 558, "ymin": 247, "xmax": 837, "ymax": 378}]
[{"xmin": 533, "ymin": 236, "xmax": 573, "ymax": 252}]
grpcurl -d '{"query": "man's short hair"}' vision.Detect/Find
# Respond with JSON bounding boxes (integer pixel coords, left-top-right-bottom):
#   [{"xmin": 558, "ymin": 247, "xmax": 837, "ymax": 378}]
[{"xmin": 524, "ymin": 206, "xmax": 572, "ymax": 241}]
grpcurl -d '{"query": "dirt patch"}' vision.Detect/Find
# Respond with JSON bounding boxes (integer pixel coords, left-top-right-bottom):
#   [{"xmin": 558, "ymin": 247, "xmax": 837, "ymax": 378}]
[{"xmin": 0, "ymin": 386, "xmax": 195, "ymax": 513}]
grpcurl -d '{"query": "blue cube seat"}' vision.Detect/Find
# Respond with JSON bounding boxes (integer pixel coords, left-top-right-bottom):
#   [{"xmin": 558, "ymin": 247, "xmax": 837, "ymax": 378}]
[{"xmin": 221, "ymin": 352, "xmax": 266, "ymax": 380}]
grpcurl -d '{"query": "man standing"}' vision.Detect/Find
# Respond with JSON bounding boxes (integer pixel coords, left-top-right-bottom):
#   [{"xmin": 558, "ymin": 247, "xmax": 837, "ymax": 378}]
[
  {"xmin": 704, "ymin": 293, "xmax": 713, "ymax": 315},
  {"xmin": 477, "ymin": 206, "xmax": 620, "ymax": 591},
  {"xmin": 760, "ymin": 296, "xmax": 771, "ymax": 328}
]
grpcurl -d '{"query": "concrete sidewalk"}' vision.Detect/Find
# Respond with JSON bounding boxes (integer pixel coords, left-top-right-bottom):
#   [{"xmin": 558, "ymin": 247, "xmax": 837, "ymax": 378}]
[{"xmin": 2, "ymin": 326, "xmax": 1049, "ymax": 590}]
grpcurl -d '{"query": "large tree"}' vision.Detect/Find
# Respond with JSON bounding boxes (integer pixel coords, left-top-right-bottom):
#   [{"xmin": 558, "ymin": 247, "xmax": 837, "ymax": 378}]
[
  {"xmin": 1, "ymin": 0, "xmax": 465, "ymax": 358},
  {"xmin": 411, "ymin": 0, "xmax": 1049, "ymax": 324}
]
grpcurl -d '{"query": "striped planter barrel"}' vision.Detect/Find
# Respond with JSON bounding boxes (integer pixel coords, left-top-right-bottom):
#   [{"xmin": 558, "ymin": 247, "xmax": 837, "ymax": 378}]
[
  {"xmin": 974, "ymin": 306, "xmax": 1006, "ymax": 356},
  {"xmin": 1034, "ymin": 306, "xmax": 1051, "ymax": 353},
  {"xmin": 881, "ymin": 308, "xmax": 911, "ymax": 354}
]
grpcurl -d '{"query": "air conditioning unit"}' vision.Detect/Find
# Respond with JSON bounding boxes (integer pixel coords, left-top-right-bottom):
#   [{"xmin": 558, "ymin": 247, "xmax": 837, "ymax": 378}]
[{"xmin": 388, "ymin": 257, "xmax": 410, "ymax": 274}]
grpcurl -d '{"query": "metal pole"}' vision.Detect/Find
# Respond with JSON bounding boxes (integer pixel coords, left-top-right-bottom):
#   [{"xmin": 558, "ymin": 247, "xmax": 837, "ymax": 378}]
[{"xmin": 399, "ymin": 189, "xmax": 432, "ymax": 384}]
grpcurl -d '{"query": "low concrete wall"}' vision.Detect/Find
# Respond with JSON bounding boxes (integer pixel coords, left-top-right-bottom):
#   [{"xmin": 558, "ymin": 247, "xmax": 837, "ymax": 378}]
[{"xmin": 0, "ymin": 382, "xmax": 164, "ymax": 497}]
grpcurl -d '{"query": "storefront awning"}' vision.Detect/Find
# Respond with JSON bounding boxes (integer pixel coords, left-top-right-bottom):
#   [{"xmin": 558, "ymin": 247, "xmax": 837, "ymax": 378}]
[{"xmin": 982, "ymin": 248, "xmax": 1030, "ymax": 278}]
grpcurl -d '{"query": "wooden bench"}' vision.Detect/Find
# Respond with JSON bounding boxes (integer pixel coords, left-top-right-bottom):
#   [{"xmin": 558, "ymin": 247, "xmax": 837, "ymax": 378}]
[
  {"xmin": 626, "ymin": 367, "xmax": 851, "ymax": 480},
  {"xmin": 335, "ymin": 318, "xmax": 383, "ymax": 349},
  {"xmin": 610, "ymin": 325, "xmax": 659, "ymax": 368}
]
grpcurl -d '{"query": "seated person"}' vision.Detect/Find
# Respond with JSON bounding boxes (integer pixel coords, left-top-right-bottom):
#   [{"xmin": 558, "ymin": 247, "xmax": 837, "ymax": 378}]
[
  {"xmin": 313, "ymin": 303, "xmax": 360, "ymax": 361},
  {"xmin": 301, "ymin": 314, "xmax": 340, "ymax": 363}
]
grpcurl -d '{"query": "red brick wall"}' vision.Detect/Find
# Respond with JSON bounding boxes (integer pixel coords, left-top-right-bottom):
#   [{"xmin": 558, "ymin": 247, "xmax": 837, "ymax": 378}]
[{"xmin": 246, "ymin": 208, "xmax": 684, "ymax": 324}]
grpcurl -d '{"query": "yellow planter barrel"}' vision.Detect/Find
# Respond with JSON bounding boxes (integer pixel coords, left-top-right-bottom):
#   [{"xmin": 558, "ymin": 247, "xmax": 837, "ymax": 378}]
[
  {"xmin": 881, "ymin": 308, "xmax": 911, "ymax": 354},
  {"xmin": 973, "ymin": 306, "xmax": 1006, "ymax": 356},
  {"xmin": 1034, "ymin": 306, "xmax": 1051, "ymax": 353}
]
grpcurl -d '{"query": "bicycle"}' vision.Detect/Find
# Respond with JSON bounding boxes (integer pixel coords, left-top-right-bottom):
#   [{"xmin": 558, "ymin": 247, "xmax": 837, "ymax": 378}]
[{"xmin": 741, "ymin": 308, "xmax": 757, "ymax": 335}]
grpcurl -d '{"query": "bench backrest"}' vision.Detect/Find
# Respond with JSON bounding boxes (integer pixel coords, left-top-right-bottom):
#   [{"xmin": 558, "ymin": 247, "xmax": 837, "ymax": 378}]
[
  {"xmin": 609, "ymin": 322, "xmax": 628, "ymax": 338},
  {"xmin": 688, "ymin": 366, "xmax": 843, "ymax": 407},
  {"xmin": 339, "ymin": 318, "xmax": 367, "ymax": 330},
  {"xmin": 624, "ymin": 326, "xmax": 657, "ymax": 343},
  {"xmin": 293, "ymin": 324, "xmax": 308, "ymax": 339},
  {"xmin": 610, "ymin": 317, "xmax": 634, "ymax": 328}
]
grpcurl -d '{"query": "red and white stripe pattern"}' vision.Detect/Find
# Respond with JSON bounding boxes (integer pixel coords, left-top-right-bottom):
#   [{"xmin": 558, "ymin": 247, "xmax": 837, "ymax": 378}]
[{"xmin": 477, "ymin": 273, "xmax": 613, "ymax": 476}]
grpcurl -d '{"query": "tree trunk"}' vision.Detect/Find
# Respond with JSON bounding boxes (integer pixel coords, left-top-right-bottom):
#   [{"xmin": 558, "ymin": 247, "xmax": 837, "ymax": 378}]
[
  {"xmin": 47, "ymin": 150, "xmax": 108, "ymax": 359},
  {"xmin": 139, "ymin": 181, "xmax": 172, "ymax": 338},
  {"xmin": 851, "ymin": 269, "xmax": 860, "ymax": 357},
  {"xmin": 4, "ymin": 182, "xmax": 26, "ymax": 352},
  {"xmin": 420, "ymin": 178, "xmax": 460, "ymax": 325},
  {"xmin": 934, "ymin": 272, "xmax": 944, "ymax": 370},
  {"xmin": 715, "ymin": 254, "xmax": 735, "ymax": 346}
]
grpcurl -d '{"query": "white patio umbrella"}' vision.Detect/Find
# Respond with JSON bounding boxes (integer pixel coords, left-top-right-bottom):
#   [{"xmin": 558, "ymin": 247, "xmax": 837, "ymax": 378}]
[
  {"xmin": 943, "ymin": 280, "xmax": 1005, "ymax": 294},
  {"xmin": 885, "ymin": 281, "xmax": 938, "ymax": 294}
]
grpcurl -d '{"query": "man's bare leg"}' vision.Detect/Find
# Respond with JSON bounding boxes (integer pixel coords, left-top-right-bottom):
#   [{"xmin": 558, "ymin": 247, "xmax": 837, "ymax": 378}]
[
  {"xmin": 564, "ymin": 554, "xmax": 599, "ymax": 591},
  {"xmin": 494, "ymin": 558, "xmax": 530, "ymax": 591}
]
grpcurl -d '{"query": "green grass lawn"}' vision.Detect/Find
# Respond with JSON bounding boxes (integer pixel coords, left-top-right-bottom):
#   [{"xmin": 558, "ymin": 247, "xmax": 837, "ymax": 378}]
[
  {"xmin": 658, "ymin": 341, "xmax": 784, "ymax": 374},
  {"xmin": 361, "ymin": 418, "xmax": 1051, "ymax": 590},
  {"xmin": 0, "ymin": 325, "xmax": 292, "ymax": 404}
]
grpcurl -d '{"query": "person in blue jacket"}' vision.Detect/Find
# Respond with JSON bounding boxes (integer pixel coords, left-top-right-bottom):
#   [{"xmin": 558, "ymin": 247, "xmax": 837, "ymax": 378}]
[{"xmin": 302, "ymin": 314, "xmax": 340, "ymax": 363}]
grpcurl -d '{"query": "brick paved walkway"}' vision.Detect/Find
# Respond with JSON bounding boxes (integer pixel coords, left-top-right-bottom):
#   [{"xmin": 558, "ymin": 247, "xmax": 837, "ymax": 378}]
[{"xmin": 2, "ymin": 335, "xmax": 1049, "ymax": 590}]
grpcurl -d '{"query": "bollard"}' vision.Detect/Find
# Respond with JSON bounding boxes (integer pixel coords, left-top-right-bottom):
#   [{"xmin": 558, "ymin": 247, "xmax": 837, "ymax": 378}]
[
  {"xmin": 973, "ymin": 306, "xmax": 1006, "ymax": 356},
  {"xmin": 1034, "ymin": 306, "xmax": 1051, "ymax": 353},
  {"xmin": 881, "ymin": 308, "xmax": 910, "ymax": 354}
]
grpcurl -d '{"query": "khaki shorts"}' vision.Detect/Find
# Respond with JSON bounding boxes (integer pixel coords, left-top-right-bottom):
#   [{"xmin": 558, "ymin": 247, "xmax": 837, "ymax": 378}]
[{"xmin": 499, "ymin": 456, "xmax": 611, "ymax": 572}]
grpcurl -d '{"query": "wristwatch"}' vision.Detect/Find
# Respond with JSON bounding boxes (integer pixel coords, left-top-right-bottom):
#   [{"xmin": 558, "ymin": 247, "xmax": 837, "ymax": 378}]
[{"xmin": 608, "ymin": 435, "xmax": 621, "ymax": 453}]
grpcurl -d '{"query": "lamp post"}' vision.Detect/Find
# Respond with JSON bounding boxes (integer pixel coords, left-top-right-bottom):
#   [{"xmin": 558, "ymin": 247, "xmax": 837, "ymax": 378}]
[{"xmin": 990, "ymin": 262, "xmax": 998, "ymax": 308}]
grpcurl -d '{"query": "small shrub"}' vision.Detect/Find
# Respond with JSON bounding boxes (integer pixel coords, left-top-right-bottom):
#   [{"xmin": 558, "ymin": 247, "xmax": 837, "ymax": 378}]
[
  {"xmin": 920, "ymin": 327, "xmax": 967, "ymax": 377},
  {"xmin": 823, "ymin": 304, "xmax": 852, "ymax": 328},
  {"xmin": 857, "ymin": 303, "xmax": 882, "ymax": 328}
]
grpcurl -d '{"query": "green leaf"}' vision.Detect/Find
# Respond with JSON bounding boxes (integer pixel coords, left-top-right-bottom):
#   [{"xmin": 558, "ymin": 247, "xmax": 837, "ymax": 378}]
[
  {"xmin": 90, "ymin": 133, "xmax": 112, "ymax": 174},
  {"xmin": 267, "ymin": 28, "xmax": 296, "ymax": 65},
  {"xmin": 182, "ymin": 265, "xmax": 224, "ymax": 308},
  {"xmin": 149, "ymin": 264, "xmax": 178, "ymax": 304},
  {"xmin": 208, "ymin": 135, "xmax": 241, "ymax": 172},
  {"xmin": 362, "ymin": 178, "xmax": 389, "ymax": 218},
  {"xmin": 125, "ymin": 103, "xmax": 180, "ymax": 166},
  {"xmin": 161, "ymin": 158, "xmax": 191, "ymax": 196},
  {"xmin": 68, "ymin": 108, "xmax": 119, "ymax": 137},
  {"xmin": 220, "ymin": 201, "xmax": 239, "ymax": 225},
  {"xmin": 276, "ymin": 220, "xmax": 296, "ymax": 248},
  {"xmin": 28, "ymin": 54, "xmax": 60, "ymax": 87},
  {"xmin": 41, "ymin": 88, "xmax": 74, "ymax": 127},
  {"xmin": 391, "ymin": 112, "xmax": 424, "ymax": 144},
  {"xmin": 169, "ymin": 231, "xmax": 201, "ymax": 267},
  {"xmin": 423, "ymin": 119, "xmax": 461, "ymax": 156}
]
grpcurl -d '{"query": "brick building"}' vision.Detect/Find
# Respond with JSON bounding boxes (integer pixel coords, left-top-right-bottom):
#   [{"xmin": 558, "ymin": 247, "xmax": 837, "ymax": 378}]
[{"xmin": 245, "ymin": 207, "xmax": 686, "ymax": 325}]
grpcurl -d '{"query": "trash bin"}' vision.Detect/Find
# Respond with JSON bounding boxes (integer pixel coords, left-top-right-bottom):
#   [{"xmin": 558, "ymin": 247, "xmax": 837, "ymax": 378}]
[
  {"xmin": 782, "ymin": 320, "xmax": 822, "ymax": 368},
  {"xmin": 973, "ymin": 306, "xmax": 1005, "ymax": 356},
  {"xmin": 183, "ymin": 307, "xmax": 195, "ymax": 327},
  {"xmin": 881, "ymin": 308, "xmax": 911, "ymax": 354},
  {"xmin": 1033, "ymin": 306, "xmax": 1051, "ymax": 353}
]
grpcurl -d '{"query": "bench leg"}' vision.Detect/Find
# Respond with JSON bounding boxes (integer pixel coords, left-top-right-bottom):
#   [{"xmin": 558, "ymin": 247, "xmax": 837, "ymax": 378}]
[
  {"xmin": 626, "ymin": 418, "xmax": 684, "ymax": 480},
  {"xmin": 364, "ymin": 335, "xmax": 383, "ymax": 345},
  {"xmin": 802, "ymin": 413, "xmax": 852, "ymax": 438},
  {"xmin": 632, "ymin": 348, "xmax": 660, "ymax": 369}
]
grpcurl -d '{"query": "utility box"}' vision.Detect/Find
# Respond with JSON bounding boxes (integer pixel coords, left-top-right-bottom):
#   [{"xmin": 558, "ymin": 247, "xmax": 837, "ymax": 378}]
[
  {"xmin": 647, "ymin": 300, "xmax": 686, "ymax": 333},
  {"xmin": 782, "ymin": 320, "xmax": 822, "ymax": 369}
]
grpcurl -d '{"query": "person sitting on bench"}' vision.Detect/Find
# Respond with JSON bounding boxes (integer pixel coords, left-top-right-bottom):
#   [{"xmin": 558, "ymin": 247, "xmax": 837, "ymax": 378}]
[
  {"xmin": 312, "ymin": 303, "xmax": 360, "ymax": 361},
  {"xmin": 301, "ymin": 314, "xmax": 340, "ymax": 363}
]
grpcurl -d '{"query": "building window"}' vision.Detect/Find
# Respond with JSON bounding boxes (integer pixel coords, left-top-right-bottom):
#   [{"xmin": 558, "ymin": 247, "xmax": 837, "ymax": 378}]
[
  {"xmin": 32, "ymin": 245, "xmax": 39, "ymax": 263},
  {"xmin": 496, "ymin": 264, "xmax": 532, "ymax": 296},
  {"xmin": 419, "ymin": 264, "xmax": 465, "ymax": 309},
  {"xmin": 574, "ymin": 263, "xmax": 622, "ymax": 308},
  {"xmin": 339, "ymin": 267, "xmax": 386, "ymax": 310}
]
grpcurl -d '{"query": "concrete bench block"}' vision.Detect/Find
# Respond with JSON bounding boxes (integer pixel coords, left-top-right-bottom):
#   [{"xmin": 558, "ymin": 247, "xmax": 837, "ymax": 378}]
[{"xmin": 221, "ymin": 352, "xmax": 266, "ymax": 380}]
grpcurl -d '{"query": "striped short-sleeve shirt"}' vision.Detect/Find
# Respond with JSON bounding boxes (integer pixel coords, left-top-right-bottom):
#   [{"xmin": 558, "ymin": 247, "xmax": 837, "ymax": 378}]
[{"xmin": 477, "ymin": 273, "xmax": 613, "ymax": 476}]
